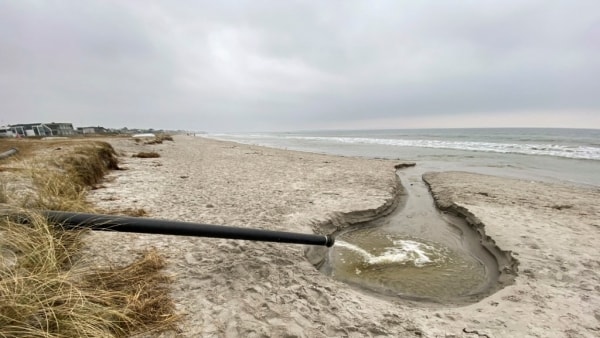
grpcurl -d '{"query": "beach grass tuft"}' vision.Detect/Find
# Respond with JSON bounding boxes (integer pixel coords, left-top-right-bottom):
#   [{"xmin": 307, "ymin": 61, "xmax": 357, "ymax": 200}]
[
  {"xmin": 25, "ymin": 142, "xmax": 120, "ymax": 212},
  {"xmin": 157, "ymin": 134, "xmax": 174, "ymax": 142},
  {"xmin": 63, "ymin": 142, "xmax": 120, "ymax": 186},
  {"xmin": 0, "ymin": 212, "xmax": 179, "ymax": 337},
  {"xmin": 29, "ymin": 168, "xmax": 92, "ymax": 212},
  {"xmin": 143, "ymin": 134, "xmax": 174, "ymax": 145}
]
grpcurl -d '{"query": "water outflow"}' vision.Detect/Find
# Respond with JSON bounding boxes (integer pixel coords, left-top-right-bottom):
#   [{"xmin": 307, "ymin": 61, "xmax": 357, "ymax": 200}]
[
  {"xmin": 311, "ymin": 167, "xmax": 502, "ymax": 303},
  {"xmin": 334, "ymin": 238, "xmax": 438, "ymax": 267}
]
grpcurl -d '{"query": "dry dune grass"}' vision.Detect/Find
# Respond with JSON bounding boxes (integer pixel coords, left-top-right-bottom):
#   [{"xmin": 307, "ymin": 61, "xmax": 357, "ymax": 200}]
[
  {"xmin": 0, "ymin": 212, "xmax": 179, "ymax": 337},
  {"xmin": 0, "ymin": 181, "xmax": 8, "ymax": 204},
  {"xmin": 25, "ymin": 142, "xmax": 120, "ymax": 212},
  {"xmin": 63, "ymin": 142, "xmax": 121, "ymax": 187},
  {"xmin": 0, "ymin": 138, "xmax": 48, "ymax": 162},
  {"xmin": 28, "ymin": 168, "xmax": 92, "ymax": 212},
  {"xmin": 143, "ymin": 134, "xmax": 174, "ymax": 145},
  {"xmin": 0, "ymin": 138, "xmax": 180, "ymax": 337}
]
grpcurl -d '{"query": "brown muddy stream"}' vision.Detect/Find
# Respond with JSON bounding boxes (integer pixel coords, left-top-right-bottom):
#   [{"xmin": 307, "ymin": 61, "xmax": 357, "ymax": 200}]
[{"xmin": 309, "ymin": 168, "xmax": 512, "ymax": 304}]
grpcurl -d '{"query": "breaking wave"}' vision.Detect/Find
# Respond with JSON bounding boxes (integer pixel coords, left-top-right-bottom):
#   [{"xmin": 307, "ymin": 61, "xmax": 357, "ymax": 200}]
[{"xmin": 285, "ymin": 136, "xmax": 600, "ymax": 160}]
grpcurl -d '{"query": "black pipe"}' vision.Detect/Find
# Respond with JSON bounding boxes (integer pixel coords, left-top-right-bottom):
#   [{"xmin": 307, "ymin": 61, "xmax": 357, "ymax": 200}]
[
  {"xmin": 43, "ymin": 210, "xmax": 334, "ymax": 247},
  {"xmin": 0, "ymin": 147, "xmax": 18, "ymax": 160}
]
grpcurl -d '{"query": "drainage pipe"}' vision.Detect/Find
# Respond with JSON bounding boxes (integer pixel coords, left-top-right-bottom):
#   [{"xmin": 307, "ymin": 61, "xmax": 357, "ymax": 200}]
[
  {"xmin": 43, "ymin": 210, "xmax": 335, "ymax": 247},
  {"xmin": 0, "ymin": 147, "xmax": 18, "ymax": 160}
]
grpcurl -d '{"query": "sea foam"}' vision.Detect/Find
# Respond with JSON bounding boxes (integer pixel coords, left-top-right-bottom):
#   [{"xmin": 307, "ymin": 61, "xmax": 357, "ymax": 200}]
[
  {"xmin": 286, "ymin": 136, "xmax": 600, "ymax": 160},
  {"xmin": 334, "ymin": 239, "xmax": 443, "ymax": 267}
]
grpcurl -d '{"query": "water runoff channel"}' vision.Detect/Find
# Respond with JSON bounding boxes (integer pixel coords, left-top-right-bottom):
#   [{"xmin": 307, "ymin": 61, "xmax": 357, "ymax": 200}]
[{"xmin": 308, "ymin": 166, "xmax": 515, "ymax": 304}]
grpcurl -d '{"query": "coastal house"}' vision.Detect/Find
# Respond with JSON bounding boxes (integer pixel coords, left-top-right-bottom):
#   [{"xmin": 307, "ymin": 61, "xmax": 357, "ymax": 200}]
[
  {"xmin": 77, "ymin": 126, "xmax": 108, "ymax": 134},
  {"xmin": 0, "ymin": 126, "xmax": 15, "ymax": 137},
  {"xmin": 9, "ymin": 122, "xmax": 76, "ymax": 137},
  {"xmin": 45, "ymin": 122, "xmax": 76, "ymax": 136},
  {"xmin": 9, "ymin": 123, "xmax": 51, "ymax": 137}
]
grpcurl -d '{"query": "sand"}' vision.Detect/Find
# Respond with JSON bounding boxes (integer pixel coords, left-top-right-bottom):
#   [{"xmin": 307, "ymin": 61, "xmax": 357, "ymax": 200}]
[{"xmin": 85, "ymin": 135, "xmax": 600, "ymax": 337}]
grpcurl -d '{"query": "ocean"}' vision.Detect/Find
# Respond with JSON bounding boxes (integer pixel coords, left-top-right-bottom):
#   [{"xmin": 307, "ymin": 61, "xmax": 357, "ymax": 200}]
[{"xmin": 205, "ymin": 128, "xmax": 600, "ymax": 187}]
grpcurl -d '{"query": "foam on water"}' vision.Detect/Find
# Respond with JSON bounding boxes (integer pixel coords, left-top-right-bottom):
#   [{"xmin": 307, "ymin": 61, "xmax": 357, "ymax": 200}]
[{"xmin": 335, "ymin": 239, "xmax": 441, "ymax": 267}]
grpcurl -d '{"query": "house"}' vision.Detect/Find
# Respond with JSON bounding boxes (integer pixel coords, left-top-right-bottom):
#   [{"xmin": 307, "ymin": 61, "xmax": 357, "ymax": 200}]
[
  {"xmin": 9, "ymin": 123, "xmax": 51, "ymax": 137},
  {"xmin": 0, "ymin": 126, "xmax": 15, "ymax": 137},
  {"xmin": 9, "ymin": 122, "xmax": 76, "ymax": 137},
  {"xmin": 45, "ymin": 122, "xmax": 76, "ymax": 136},
  {"xmin": 77, "ymin": 126, "xmax": 108, "ymax": 134}
]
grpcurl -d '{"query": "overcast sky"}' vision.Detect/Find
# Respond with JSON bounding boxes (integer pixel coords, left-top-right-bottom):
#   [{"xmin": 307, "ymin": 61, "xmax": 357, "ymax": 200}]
[{"xmin": 1, "ymin": 1, "xmax": 599, "ymax": 132}]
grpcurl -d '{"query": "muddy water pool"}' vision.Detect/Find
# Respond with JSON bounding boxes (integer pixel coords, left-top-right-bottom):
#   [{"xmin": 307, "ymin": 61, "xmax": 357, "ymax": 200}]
[{"xmin": 311, "ymin": 168, "xmax": 504, "ymax": 303}]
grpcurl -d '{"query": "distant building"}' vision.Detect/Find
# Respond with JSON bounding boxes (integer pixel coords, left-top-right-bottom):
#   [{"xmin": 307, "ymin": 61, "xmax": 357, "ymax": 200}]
[
  {"xmin": 77, "ymin": 126, "xmax": 108, "ymax": 134},
  {"xmin": 10, "ymin": 125, "xmax": 25, "ymax": 137},
  {"xmin": 0, "ymin": 126, "xmax": 15, "ymax": 137},
  {"xmin": 46, "ymin": 122, "xmax": 76, "ymax": 136},
  {"xmin": 9, "ymin": 123, "xmax": 51, "ymax": 137},
  {"xmin": 9, "ymin": 122, "xmax": 76, "ymax": 137}
]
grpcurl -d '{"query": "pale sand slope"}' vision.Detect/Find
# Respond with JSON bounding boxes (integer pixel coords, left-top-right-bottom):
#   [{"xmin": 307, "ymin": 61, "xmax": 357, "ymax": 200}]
[
  {"xmin": 421, "ymin": 172, "xmax": 600, "ymax": 338},
  {"xmin": 85, "ymin": 135, "xmax": 600, "ymax": 337}
]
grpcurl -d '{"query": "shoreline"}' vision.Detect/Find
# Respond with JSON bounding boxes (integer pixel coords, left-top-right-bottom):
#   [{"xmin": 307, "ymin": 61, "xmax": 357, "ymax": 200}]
[{"xmin": 86, "ymin": 135, "xmax": 600, "ymax": 337}]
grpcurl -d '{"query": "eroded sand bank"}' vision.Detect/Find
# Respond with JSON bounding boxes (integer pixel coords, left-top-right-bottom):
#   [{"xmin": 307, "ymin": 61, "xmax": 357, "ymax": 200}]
[{"xmin": 86, "ymin": 135, "xmax": 600, "ymax": 337}]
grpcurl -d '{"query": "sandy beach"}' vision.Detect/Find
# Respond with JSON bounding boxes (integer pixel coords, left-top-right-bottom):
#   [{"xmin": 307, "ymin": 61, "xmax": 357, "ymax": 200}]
[{"xmin": 86, "ymin": 135, "xmax": 600, "ymax": 337}]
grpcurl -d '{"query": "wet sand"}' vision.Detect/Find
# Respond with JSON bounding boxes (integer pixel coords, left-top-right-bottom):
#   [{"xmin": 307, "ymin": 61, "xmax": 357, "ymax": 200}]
[{"xmin": 86, "ymin": 135, "xmax": 600, "ymax": 337}]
